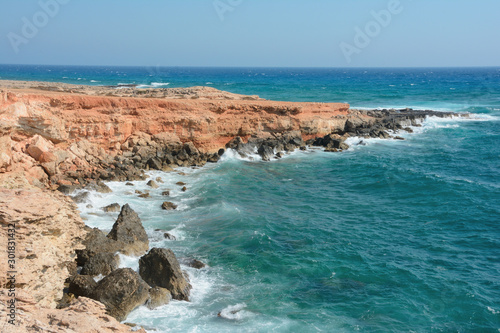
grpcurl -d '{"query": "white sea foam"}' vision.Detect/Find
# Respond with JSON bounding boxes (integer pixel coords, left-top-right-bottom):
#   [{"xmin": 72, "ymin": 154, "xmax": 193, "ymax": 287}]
[
  {"xmin": 488, "ymin": 306, "xmax": 500, "ymax": 315},
  {"xmin": 90, "ymin": 80, "xmax": 100, "ymax": 83},
  {"xmin": 218, "ymin": 303, "xmax": 253, "ymax": 320}
]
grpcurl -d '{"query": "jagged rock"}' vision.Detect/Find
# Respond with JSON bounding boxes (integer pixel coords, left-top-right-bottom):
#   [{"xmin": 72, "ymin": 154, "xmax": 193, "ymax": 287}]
[
  {"xmin": 161, "ymin": 201, "xmax": 178, "ymax": 210},
  {"xmin": 106, "ymin": 204, "xmax": 149, "ymax": 256},
  {"xmin": 80, "ymin": 252, "xmax": 119, "ymax": 276},
  {"xmin": 90, "ymin": 268, "xmax": 150, "ymax": 322},
  {"xmin": 76, "ymin": 228, "xmax": 121, "ymax": 268},
  {"xmin": 102, "ymin": 203, "xmax": 120, "ymax": 212},
  {"xmin": 139, "ymin": 248, "xmax": 192, "ymax": 301},
  {"xmin": 258, "ymin": 144, "xmax": 274, "ymax": 161},
  {"xmin": 147, "ymin": 180, "xmax": 159, "ymax": 188},
  {"xmin": 147, "ymin": 287, "xmax": 172, "ymax": 310},
  {"xmin": 164, "ymin": 232, "xmax": 176, "ymax": 240},
  {"xmin": 68, "ymin": 274, "xmax": 98, "ymax": 298}
]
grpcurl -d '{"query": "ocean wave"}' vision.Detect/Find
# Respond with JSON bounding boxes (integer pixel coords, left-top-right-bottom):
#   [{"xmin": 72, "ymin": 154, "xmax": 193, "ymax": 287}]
[{"xmin": 218, "ymin": 303, "xmax": 252, "ymax": 320}]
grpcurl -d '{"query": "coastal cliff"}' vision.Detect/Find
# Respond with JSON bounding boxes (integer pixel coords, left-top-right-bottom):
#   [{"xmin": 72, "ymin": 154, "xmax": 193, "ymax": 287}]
[{"xmin": 0, "ymin": 81, "xmax": 456, "ymax": 330}]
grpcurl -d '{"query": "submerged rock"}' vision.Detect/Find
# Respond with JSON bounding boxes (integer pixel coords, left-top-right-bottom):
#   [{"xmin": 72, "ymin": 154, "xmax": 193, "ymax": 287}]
[
  {"xmin": 147, "ymin": 287, "xmax": 172, "ymax": 310},
  {"xmin": 139, "ymin": 248, "xmax": 192, "ymax": 301},
  {"xmin": 161, "ymin": 201, "xmax": 178, "ymax": 210}
]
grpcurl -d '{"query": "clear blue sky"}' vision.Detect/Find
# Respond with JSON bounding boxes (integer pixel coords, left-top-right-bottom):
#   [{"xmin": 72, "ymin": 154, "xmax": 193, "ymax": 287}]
[{"xmin": 1, "ymin": 0, "xmax": 499, "ymax": 67}]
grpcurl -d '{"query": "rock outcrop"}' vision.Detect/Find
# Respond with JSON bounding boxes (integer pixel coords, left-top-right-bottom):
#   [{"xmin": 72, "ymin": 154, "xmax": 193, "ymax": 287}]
[
  {"xmin": 107, "ymin": 204, "xmax": 149, "ymax": 256},
  {"xmin": 139, "ymin": 248, "xmax": 192, "ymax": 301},
  {"xmin": 89, "ymin": 268, "xmax": 151, "ymax": 322}
]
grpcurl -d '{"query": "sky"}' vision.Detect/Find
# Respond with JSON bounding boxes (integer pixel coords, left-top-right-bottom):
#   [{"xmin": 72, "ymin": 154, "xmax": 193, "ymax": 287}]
[{"xmin": 0, "ymin": 0, "xmax": 499, "ymax": 67}]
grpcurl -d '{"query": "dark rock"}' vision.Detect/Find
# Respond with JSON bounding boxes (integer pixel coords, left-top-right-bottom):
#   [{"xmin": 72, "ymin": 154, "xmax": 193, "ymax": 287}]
[
  {"xmin": 86, "ymin": 181, "xmax": 112, "ymax": 194},
  {"xmin": 147, "ymin": 180, "xmax": 159, "ymax": 188},
  {"xmin": 176, "ymin": 181, "xmax": 186, "ymax": 186},
  {"xmin": 71, "ymin": 191, "xmax": 90, "ymax": 203},
  {"xmin": 185, "ymin": 258, "xmax": 206, "ymax": 269},
  {"xmin": 135, "ymin": 190, "xmax": 143, "ymax": 194},
  {"xmin": 181, "ymin": 186, "xmax": 187, "ymax": 192},
  {"xmin": 138, "ymin": 193, "xmax": 150, "ymax": 198},
  {"xmin": 80, "ymin": 252, "xmax": 119, "ymax": 276},
  {"xmin": 394, "ymin": 136, "xmax": 405, "ymax": 140},
  {"xmin": 276, "ymin": 152, "xmax": 284, "ymax": 158},
  {"xmin": 125, "ymin": 182, "xmax": 134, "ymax": 186},
  {"xmin": 147, "ymin": 287, "xmax": 172, "ymax": 310},
  {"xmin": 90, "ymin": 268, "xmax": 150, "ymax": 322},
  {"xmin": 76, "ymin": 228, "xmax": 121, "ymax": 267},
  {"xmin": 161, "ymin": 202, "xmax": 178, "ymax": 210},
  {"xmin": 258, "ymin": 145, "xmax": 274, "ymax": 161},
  {"xmin": 107, "ymin": 204, "xmax": 149, "ymax": 256},
  {"xmin": 139, "ymin": 248, "xmax": 192, "ymax": 301},
  {"xmin": 86, "ymin": 204, "xmax": 93, "ymax": 209},
  {"xmin": 57, "ymin": 184, "xmax": 80, "ymax": 195},
  {"xmin": 102, "ymin": 203, "xmax": 120, "ymax": 213},
  {"xmin": 147, "ymin": 157, "xmax": 162, "ymax": 170},
  {"xmin": 161, "ymin": 190, "xmax": 170, "ymax": 196},
  {"xmin": 218, "ymin": 148, "xmax": 225, "ymax": 156},
  {"xmin": 68, "ymin": 274, "xmax": 97, "ymax": 298},
  {"xmin": 164, "ymin": 233, "xmax": 176, "ymax": 240}
]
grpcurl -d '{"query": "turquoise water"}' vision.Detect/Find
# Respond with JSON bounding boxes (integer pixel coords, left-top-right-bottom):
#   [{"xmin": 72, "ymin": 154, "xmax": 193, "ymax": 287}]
[{"xmin": 2, "ymin": 65, "xmax": 499, "ymax": 332}]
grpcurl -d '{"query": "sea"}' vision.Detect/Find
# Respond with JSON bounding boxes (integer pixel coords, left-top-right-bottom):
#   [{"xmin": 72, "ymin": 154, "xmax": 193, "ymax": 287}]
[{"xmin": 1, "ymin": 65, "xmax": 499, "ymax": 332}]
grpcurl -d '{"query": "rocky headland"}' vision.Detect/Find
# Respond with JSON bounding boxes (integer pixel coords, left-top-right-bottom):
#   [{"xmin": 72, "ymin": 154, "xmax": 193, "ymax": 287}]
[{"xmin": 0, "ymin": 80, "xmax": 460, "ymax": 331}]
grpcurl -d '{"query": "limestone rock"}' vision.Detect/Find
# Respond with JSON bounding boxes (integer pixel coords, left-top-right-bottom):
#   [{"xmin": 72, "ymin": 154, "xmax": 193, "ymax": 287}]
[{"xmin": 103, "ymin": 203, "xmax": 121, "ymax": 212}]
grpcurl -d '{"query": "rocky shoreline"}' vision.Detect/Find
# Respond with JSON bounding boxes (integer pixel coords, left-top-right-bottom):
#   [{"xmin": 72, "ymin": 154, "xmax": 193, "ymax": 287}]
[{"xmin": 0, "ymin": 80, "xmax": 462, "ymax": 331}]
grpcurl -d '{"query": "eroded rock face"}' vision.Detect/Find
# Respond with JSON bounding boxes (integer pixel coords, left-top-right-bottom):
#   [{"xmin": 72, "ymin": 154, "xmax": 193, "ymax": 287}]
[
  {"xmin": 90, "ymin": 268, "xmax": 150, "ymax": 322},
  {"xmin": 139, "ymin": 248, "xmax": 192, "ymax": 301},
  {"xmin": 107, "ymin": 204, "xmax": 149, "ymax": 256},
  {"xmin": 0, "ymin": 188, "xmax": 87, "ymax": 308}
]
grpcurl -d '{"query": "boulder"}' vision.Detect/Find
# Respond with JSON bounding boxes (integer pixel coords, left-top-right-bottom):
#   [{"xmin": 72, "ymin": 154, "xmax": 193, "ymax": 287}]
[
  {"xmin": 107, "ymin": 204, "xmax": 149, "ymax": 256},
  {"xmin": 184, "ymin": 258, "xmax": 206, "ymax": 269},
  {"xmin": 68, "ymin": 274, "xmax": 98, "ymax": 298},
  {"xmin": 80, "ymin": 252, "xmax": 119, "ymax": 276},
  {"xmin": 139, "ymin": 248, "xmax": 192, "ymax": 301},
  {"xmin": 86, "ymin": 180, "xmax": 112, "ymax": 193},
  {"xmin": 147, "ymin": 180, "xmax": 159, "ymax": 188},
  {"xmin": 90, "ymin": 268, "xmax": 150, "ymax": 321},
  {"xmin": 161, "ymin": 201, "xmax": 178, "ymax": 210},
  {"xmin": 102, "ymin": 203, "xmax": 120, "ymax": 212},
  {"xmin": 76, "ymin": 228, "xmax": 121, "ymax": 267},
  {"xmin": 147, "ymin": 287, "xmax": 172, "ymax": 310},
  {"xmin": 181, "ymin": 186, "xmax": 187, "ymax": 192},
  {"xmin": 161, "ymin": 190, "xmax": 170, "ymax": 196}
]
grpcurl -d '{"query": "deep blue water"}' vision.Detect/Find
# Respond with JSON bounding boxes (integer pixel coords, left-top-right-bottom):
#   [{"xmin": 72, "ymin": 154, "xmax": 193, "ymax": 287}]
[{"xmin": 2, "ymin": 65, "xmax": 499, "ymax": 332}]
